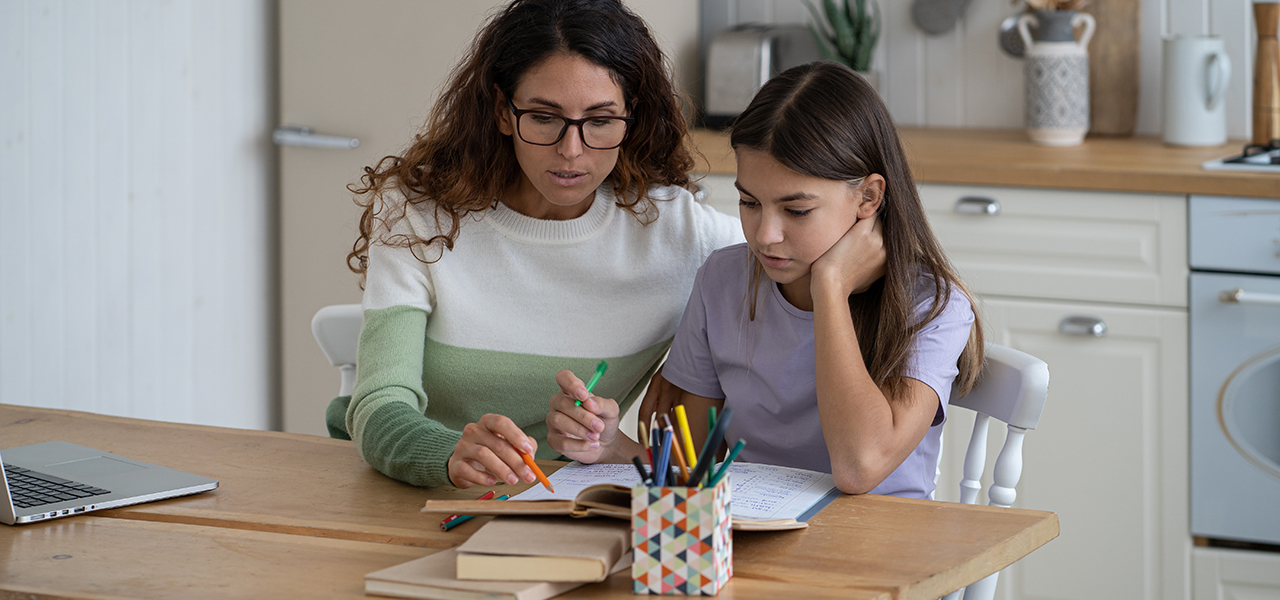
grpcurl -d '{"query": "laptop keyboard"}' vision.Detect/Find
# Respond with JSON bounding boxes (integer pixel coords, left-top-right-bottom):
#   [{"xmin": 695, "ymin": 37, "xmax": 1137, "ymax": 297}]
[{"xmin": 4, "ymin": 464, "xmax": 111, "ymax": 509}]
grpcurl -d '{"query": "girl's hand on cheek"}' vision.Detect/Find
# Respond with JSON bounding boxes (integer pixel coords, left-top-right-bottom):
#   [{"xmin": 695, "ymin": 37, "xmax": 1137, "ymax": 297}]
[
  {"xmin": 545, "ymin": 369, "xmax": 621, "ymax": 464},
  {"xmin": 812, "ymin": 214, "xmax": 885, "ymax": 298}
]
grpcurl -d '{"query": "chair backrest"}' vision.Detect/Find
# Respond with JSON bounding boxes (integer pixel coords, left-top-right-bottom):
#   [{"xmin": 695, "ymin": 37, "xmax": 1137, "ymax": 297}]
[
  {"xmin": 311, "ymin": 304, "xmax": 363, "ymax": 397},
  {"xmin": 939, "ymin": 343, "xmax": 1050, "ymax": 600}
]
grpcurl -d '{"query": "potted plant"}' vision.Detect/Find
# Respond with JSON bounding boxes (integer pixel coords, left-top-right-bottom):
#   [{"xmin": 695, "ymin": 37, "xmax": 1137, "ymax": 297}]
[{"xmin": 804, "ymin": 0, "xmax": 881, "ymax": 89}]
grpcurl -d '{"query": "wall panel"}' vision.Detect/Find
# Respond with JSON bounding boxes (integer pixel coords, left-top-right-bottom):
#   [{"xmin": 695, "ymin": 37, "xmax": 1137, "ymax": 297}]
[{"xmin": 0, "ymin": 0, "xmax": 275, "ymax": 429}]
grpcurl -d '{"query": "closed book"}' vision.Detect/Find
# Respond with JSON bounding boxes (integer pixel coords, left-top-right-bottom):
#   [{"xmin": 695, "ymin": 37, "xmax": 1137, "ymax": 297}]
[
  {"xmin": 454, "ymin": 516, "xmax": 630, "ymax": 583},
  {"xmin": 365, "ymin": 548, "xmax": 624, "ymax": 600}
]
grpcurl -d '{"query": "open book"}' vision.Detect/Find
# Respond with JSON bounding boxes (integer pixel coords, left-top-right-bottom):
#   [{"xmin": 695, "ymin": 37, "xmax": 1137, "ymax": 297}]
[{"xmin": 421, "ymin": 462, "xmax": 841, "ymax": 532}]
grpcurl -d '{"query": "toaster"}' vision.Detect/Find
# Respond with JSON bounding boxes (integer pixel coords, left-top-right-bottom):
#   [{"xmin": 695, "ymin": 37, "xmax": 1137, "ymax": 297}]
[{"xmin": 704, "ymin": 24, "xmax": 823, "ymax": 128}]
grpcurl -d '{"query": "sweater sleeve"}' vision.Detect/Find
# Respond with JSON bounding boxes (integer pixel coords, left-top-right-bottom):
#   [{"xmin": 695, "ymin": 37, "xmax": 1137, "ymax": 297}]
[{"xmin": 346, "ymin": 222, "xmax": 461, "ymax": 488}]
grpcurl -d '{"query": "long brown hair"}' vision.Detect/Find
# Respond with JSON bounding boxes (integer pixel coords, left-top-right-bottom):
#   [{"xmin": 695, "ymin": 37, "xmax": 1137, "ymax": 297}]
[
  {"xmin": 729, "ymin": 61, "xmax": 984, "ymax": 400},
  {"xmin": 347, "ymin": 0, "xmax": 696, "ymax": 279}
]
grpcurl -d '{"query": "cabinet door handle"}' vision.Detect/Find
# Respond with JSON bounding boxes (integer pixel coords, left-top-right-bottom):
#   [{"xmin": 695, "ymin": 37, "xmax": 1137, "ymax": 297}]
[
  {"xmin": 272, "ymin": 126, "xmax": 360, "ymax": 149},
  {"xmin": 1059, "ymin": 315, "xmax": 1107, "ymax": 337},
  {"xmin": 1219, "ymin": 288, "xmax": 1280, "ymax": 306},
  {"xmin": 954, "ymin": 196, "xmax": 1001, "ymax": 215}
]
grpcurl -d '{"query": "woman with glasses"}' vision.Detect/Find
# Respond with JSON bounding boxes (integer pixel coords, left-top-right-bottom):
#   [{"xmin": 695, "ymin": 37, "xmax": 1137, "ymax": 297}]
[{"xmin": 327, "ymin": 0, "xmax": 743, "ymax": 489}]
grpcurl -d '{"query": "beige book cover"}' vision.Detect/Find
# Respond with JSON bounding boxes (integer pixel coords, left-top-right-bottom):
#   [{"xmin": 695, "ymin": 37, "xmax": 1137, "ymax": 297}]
[
  {"xmin": 421, "ymin": 483, "xmax": 631, "ymax": 520},
  {"xmin": 364, "ymin": 548, "xmax": 624, "ymax": 600},
  {"xmin": 454, "ymin": 516, "xmax": 630, "ymax": 582}
]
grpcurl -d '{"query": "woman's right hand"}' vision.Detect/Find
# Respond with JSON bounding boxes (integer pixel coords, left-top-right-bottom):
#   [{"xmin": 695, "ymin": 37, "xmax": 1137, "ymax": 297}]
[
  {"xmin": 447, "ymin": 413, "xmax": 539, "ymax": 489},
  {"xmin": 546, "ymin": 369, "xmax": 621, "ymax": 464}
]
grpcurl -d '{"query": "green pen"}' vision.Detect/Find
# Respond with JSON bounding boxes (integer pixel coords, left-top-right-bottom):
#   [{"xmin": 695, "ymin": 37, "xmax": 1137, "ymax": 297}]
[{"xmin": 576, "ymin": 360, "xmax": 608, "ymax": 406}]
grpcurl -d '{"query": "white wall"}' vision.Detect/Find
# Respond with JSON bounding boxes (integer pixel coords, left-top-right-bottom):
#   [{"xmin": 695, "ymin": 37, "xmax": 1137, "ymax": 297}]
[
  {"xmin": 704, "ymin": 0, "xmax": 1258, "ymax": 140},
  {"xmin": 0, "ymin": 0, "xmax": 276, "ymax": 429}
]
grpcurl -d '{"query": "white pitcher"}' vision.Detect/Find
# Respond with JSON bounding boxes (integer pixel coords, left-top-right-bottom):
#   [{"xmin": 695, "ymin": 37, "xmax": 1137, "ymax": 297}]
[
  {"xmin": 1162, "ymin": 36, "xmax": 1232, "ymax": 147},
  {"xmin": 1018, "ymin": 11, "xmax": 1096, "ymax": 146}
]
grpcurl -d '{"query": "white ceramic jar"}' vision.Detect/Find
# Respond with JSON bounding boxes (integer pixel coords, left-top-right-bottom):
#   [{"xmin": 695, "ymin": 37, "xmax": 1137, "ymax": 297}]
[{"xmin": 1018, "ymin": 11, "xmax": 1096, "ymax": 146}]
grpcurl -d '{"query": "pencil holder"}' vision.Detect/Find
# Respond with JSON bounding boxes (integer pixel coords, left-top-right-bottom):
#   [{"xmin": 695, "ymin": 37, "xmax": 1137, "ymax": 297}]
[{"xmin": 631, "ymin": 476, "xmax": 732, "ymax": 595}]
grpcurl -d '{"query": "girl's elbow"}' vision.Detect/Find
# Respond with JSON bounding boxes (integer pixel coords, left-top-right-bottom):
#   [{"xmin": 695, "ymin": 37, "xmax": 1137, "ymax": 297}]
[{"xmin": 831, "ymin": 462, "xmax": 881, "ymax": 495}]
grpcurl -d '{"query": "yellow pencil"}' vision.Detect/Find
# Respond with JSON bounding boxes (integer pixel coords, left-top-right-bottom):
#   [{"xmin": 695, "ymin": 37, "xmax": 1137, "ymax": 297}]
[{"xmin": 673, "ymin": 405, "xmax": 698, "ymax": 468}]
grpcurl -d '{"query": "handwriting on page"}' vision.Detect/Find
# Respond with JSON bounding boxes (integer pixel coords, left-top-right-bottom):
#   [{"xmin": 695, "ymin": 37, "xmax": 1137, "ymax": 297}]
[
  {"xmin": 510, "ymin": 462, "xmax": 641, "ymax": 501},
  {"xmin": 724, "ymin": 462, "xmax": 836, "ymax": 521}
]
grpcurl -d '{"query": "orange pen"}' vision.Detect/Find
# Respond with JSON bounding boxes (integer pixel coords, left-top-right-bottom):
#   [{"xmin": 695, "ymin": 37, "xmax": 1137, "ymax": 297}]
[{"xmin": 519, "ymin": 450, "xmax": 555, "ymax": 493}]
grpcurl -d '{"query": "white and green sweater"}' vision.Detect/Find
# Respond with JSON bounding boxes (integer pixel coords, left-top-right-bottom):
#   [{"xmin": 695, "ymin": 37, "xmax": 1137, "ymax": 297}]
[{"xmin": 329, "ymin": 184, "xmax": 743, "ymax": 487}]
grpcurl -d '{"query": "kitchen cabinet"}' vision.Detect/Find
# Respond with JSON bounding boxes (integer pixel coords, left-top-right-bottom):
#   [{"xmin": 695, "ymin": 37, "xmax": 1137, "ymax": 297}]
[
  {"xmin": 921, "ymin": 184, "xmax": 1190, "ymax": 600},
  {"xmin": 1193, "ymin": 547, "xmax": 1280, "ymax": 600}
]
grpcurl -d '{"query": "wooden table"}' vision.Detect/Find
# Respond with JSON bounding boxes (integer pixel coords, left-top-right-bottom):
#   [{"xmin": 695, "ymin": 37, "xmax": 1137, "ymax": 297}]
[{"xmin": 0, "ymin": 405, "xmax": 1059, "ymax": 599}]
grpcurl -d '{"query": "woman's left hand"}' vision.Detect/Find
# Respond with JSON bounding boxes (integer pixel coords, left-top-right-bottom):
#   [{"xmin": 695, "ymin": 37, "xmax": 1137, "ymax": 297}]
[
  {"xmin": 545, "ymin": 369, "xmax": 622, "ymax": 464},
  {"xmin": 811, "ymin": 214, "xmax": 885, "ymax": 298}
]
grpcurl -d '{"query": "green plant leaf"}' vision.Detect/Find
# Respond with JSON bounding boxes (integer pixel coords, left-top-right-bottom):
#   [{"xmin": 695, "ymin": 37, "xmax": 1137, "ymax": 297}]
[
  {"xmin": 825, "ymin": 0, "xmax": 857, "ymax": 59},
  {"xmin": 808, "ymin": 24, "xmax": 846, "ymax": 66},
  {"xmin": 853, "ymin": 0, "xmax": 880, "ymax": 72},
  {"xmin": 802, "ymin": 0, "xmax": 835, "ymax": 40}
]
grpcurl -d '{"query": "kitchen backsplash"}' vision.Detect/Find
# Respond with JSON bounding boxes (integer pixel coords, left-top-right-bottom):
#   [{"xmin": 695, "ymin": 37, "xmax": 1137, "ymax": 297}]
[{"xmin": 699, "ymin": 0, "xmax": 1258, "ymax": 140}]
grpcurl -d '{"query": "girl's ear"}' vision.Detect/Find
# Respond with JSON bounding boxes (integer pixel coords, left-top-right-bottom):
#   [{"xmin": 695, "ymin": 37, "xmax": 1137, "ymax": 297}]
[
  {"xmin": 856, "ymin": 174, "xmax": 886, "ymax": 219},
  {"xmin": 495, "ymin": 87, "xmax": 515, "ymax": 136}
]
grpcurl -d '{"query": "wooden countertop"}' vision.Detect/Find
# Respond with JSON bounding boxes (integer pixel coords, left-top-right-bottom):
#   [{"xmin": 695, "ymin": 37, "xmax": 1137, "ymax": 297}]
[{"xmin": 689, "ymin": 127, "xmax": 1280, "ymax": 199}]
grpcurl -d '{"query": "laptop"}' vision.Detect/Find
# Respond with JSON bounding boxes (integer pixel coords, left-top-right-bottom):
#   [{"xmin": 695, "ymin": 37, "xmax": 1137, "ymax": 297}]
[{"xmin": 2, "ymin": 441, "xmax": 219, "ymax": 525}]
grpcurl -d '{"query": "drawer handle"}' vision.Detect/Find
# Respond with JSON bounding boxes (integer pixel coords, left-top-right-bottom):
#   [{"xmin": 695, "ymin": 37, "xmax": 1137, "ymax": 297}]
[
  {"xmin": 1220, "ymin": 288, "xmax": 1280, "ymax": 306},
  {"xmin": 1059, "ymin": 316, "xmax": 1107, "ymax": 337},
  {"xmin": 954, "ymin": 196, "xmax": 1001, "ymax": 215}
]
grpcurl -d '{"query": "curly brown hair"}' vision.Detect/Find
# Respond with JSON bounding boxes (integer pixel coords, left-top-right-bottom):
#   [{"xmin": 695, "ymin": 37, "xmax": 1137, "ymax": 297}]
[{"xmin": 348, "ymin": 0, "xmax": 697, "ymax": 281}]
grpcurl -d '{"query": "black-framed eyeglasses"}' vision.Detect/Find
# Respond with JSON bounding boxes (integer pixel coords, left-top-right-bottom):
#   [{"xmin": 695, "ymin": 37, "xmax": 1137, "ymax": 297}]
[{"xmin": 507, "ymin": 99, "xmax": 634, "ymax": 150}]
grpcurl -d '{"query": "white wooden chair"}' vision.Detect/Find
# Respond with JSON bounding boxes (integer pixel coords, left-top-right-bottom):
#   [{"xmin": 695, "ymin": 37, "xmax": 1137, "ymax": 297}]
[
  {"xmin": 940, "ymin": 343, "xmax": 1051, "ymax": 600},
  {"xmin": 311, "ymin": 304, "xmax": 363, "ymax": 397}
]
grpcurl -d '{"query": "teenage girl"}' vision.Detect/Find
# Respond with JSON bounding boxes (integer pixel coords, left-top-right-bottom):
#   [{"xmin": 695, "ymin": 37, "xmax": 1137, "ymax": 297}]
[
  {"xmin": 546, "ymin": 61, "xmax": 983, "ymax": 498},
  {"xmin": 330, "ymin": 0, "xmax": 742, "ymax": 489}
]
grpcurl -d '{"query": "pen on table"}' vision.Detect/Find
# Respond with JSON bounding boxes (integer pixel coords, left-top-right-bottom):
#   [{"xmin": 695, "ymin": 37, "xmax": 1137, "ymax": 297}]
[
  {"xmin": 518, "ymin": 450, "xmax": 555, "ymax": 493},
  {"xmin": 688, "ymin": 407, "xmax": 733, "ymax": 488},
  {"xmin": 631, "ymin": 455, "xmax": 651, "ymax": 485},
  {"xmin": 440, "ymin": 490, "xmax": 495, "ymax": 527},
  {"xmin": 673, "ymin": 405, "xmax": 698, "ymax": 470},
  {"xmin": 708, "ymin": 406, "xmax": 717, "ymax": 437},
  {"xmin": 662, "ymin": 414, "xmax": 689, "ymax": 485},
  {"xmin": 440, "ymin": 493, "xmax": 509, "ymax": 531},
  {"xmin": 575, "ymin": 360, "xmax": 608, "ymax": 407},
  {"xmin": 708, "ymin": 438, "xmax": 746, "ymax": 488}
]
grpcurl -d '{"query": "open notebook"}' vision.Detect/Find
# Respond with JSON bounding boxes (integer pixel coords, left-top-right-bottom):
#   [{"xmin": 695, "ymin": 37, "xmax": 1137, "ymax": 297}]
[{"xmin": 421, "ymin": 461, "xmax": 840, "ymax": 531}]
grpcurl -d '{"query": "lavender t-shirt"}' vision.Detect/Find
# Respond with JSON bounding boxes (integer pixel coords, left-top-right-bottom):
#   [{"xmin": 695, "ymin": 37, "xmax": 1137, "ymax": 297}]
[{"xmin": 663, "ymin": 243, "xmax": 975, "ymax": 499}]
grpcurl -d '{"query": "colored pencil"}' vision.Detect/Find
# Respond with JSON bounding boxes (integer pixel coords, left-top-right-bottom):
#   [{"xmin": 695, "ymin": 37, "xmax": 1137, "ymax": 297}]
[
  {"xmin": 440, "ymin": 493, "xmax": 508, "ymax": 531},
  {"xmin": 519, "ymin": 450, "xmax": 554, "ymax": 493},
  {"xmin": 439, "ymin": 490, "xmax": 495, "ymax": 528},
  {"xmin": 708, "ymin": 439, "xmax": 747, "ymax": 488},
  {"xmin": 662, "ymin": 415, "xmax": 689, "ymax": 485},
  {"xmin": 673, "ymin": 405, "xmax": 698, "ymax": 471},
  {"xmin": 631, "ymin": 455, "xmax": 651, "ymax": 484},
  {"xmin": 688, "ymin": 407, "xmax": 732, "ymax": 488}
]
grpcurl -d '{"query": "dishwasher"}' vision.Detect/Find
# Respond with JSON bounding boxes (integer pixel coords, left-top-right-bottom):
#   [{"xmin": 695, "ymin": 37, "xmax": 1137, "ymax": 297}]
[{"xmin": 1189, "ymin": 195, "xmax": 1280, "ymax": 547}]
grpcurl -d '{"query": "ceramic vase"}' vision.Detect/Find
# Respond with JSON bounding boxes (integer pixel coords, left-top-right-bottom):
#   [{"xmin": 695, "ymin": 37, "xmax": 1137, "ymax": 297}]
[{"xmin": 1017, "ymin": 10, "xmax": 1096, "ymax": 146}]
